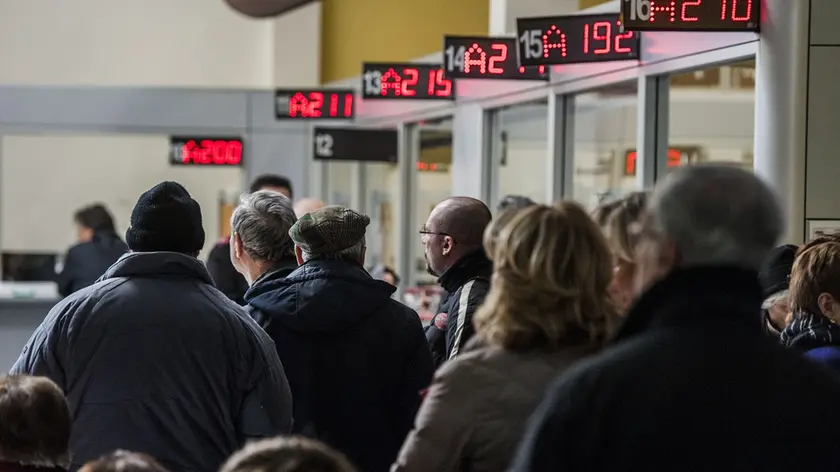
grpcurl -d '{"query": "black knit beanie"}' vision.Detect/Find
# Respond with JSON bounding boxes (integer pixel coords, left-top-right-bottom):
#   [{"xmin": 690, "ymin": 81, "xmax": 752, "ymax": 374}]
[
  {"xmin": 758, "ymin": 244, "xmax": 798, "ymax": 300},
  {"xmin": 125, "ymin": 181, "xmax": 205, "ymax": 254}
]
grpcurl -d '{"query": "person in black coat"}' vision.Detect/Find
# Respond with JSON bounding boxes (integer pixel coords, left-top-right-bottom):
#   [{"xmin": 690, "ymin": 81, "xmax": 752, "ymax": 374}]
[
  {"xmin": 512, "ymin": 165, "xmax": 840, "ymax": 472},
  {"xmin": 57, "ymin": 204, "xmax": 127, "ymax": 297},
  {"xmin": 244, "ymin": 205, "xmax": 434, "ymax": 472},
  {"xmin": 12, "ymin": 182, "xmax": 292, "ymax": 472},
  {"xmin": 422, "ymin": 197, "xmax": 493, "ymax": 368},
  {"xmin": 207, "ymin": 174, "xmax": 294, "ymax": 304}
]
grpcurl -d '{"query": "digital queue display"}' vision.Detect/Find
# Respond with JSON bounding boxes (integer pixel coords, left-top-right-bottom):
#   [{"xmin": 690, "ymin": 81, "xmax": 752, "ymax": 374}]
[
  {"xmin": 620, "ymin": 0, "xmax": 759, "ymax": 32},
  {"xmin": 169, "ymin": 137, "xmax": 244, "ymax": 166},
  {"xmin": 443, "ymin": 36, "xmax": 547, "ymax": 80},
  {"xmin": 275, "ymin": 89, "xmax": 355, "ymax": 120},
  {"xmin": 516, "ymin": 14, "xmax": 641, "ymax": 67},
  {"xmin": 361, "ymin": 63, "xmax": 455, "ymax": 100}
]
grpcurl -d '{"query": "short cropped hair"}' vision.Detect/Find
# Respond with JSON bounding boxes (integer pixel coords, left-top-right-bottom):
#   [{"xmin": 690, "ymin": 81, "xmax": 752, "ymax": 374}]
[
  {"xmin": 79, "ymin": 450, "xmax": 170, "ymax": 472},
  {"xmin": 220, "ymin": 436, "xmax": 357, "ymax": 472},
  {"xmin": 0, "ymin": 375, "xmax": 71, "ymax": 469},
  {"xmin": 231, "ymin": 190, "xmax": 297, "ymax": 264},
  {"xmin": 648, "ymin": 165, "xmax": 782, "ymax": 271},
  {"xmin": 250, "ymin": 174, "xmax": 293, "ymax": 197},
  {"xmin": 74, "ymin": 203, "xmax": 117, "ymax": 233},
  {"xmin": 790, "ymin": 238, "xmax": 840, "ymax": 316}
]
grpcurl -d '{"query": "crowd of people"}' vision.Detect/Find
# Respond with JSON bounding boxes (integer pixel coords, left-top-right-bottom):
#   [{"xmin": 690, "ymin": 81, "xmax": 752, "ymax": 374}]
[{"xmin": 4, "ymin": 163, "xmax": 840, "ymax": 472}]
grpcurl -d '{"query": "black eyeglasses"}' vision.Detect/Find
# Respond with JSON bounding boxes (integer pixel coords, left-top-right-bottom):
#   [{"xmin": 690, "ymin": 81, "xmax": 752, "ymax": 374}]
[{"xmin": 420, "ymin": 229, "xmax": 458, "ymax": 244}]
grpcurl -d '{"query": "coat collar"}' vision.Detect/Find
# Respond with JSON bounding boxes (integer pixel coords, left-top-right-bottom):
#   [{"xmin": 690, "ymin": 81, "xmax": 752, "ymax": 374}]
[{"xmin": 437, "ymin": 249, "xmax": 492, "ymax": 293}]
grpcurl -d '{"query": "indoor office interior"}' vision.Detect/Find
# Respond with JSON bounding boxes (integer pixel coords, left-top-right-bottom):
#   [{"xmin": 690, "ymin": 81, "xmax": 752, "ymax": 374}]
[{"xmin": 318, "ymin": 59, "xmax": 757, "ymax": 298}]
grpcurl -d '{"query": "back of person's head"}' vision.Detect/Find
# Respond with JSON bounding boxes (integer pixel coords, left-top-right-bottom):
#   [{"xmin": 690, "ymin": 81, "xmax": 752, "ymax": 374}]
[
  {"xmin": 289, "ymin": 205, "xmax": 369, "ymax": 264},
  {"xmin": 79, "ymin": 450, "xmax": 169, "ymax": 472},
  {"xmin": 250, "ymin": 174, "xmax": 293, "ymax": 199},
  {"xmin": 497, "ymin": 195, "xmax": 536, "ymax": 213},
  {"xmin": 294, "ymin": 198, "xmax": 327, "ymax": 219},
  {"xmin": 125, "ymin": 181, "xmax": 205, "ymax": 257},
  {"xmin": 0, "ymin": 375, "xmax": 71, "ymax": 469},
  {"xmin": 231, "ymin": 190, "xmax": 297, "ymax": 264},
  {"xmin": 595, "ymin": 191, "xmax": 648, "ymax": 265},
  {"xmin": 74, "ymin": 203, "xmax": 117, "ymax": 233},
  {"xmin": 424, "ymin": 197, "xmax": 492, "ymax": 275},
  {"xmin": 645, "ymin": 165, "xmax": 782, "ymax": 272},
  {"xmin": 220, "ymin": 436, "xmax": 357, "ymax": 472},
  {"xmin": 475, "ymin": 202, "xmax": 618, "ymax": 351},
  {"xmin": 789, "ymin": 236, "xmax": 840, "ymax": 319}
]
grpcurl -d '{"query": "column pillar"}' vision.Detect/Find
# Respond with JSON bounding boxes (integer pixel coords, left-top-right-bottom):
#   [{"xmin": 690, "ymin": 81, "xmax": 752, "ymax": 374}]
[{"xmin": 753, "ymin": 0, "xmax": 810, "ymax": 244}]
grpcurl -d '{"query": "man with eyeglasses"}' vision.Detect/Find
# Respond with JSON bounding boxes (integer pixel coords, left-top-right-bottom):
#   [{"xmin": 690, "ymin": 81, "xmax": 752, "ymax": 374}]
[{"xmin": 422, "ymin": 197, "xmax": 493, "ymax": 368}]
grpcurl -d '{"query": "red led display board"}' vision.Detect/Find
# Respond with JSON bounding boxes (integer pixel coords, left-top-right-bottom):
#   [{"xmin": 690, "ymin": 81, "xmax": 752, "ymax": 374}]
[
  {"xmin": 170, "ymin": 137, "xmax": 243, "ymax": 166},
  {"xmin": 620, "ymin": 0, "xmax": 759, "ymax": 32},
  {"xmin": 517, "ymin": 14, "xmax": 641, "ymax": 67},
  {"xmin": 443, "ymin": 36, "xmax": 547, "ymax": 80},
  {"xmin": 275, "ymin": 89, "xmax": 355, "ymax": 120},
  {"xmin": 361, "ymin": 63, "xmax": 455, "ymax": 100}
]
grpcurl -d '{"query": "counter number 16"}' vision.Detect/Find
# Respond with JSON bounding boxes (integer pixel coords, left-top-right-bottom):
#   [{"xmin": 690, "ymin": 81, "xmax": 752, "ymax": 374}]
[{"xmin": 626, "ymin": 0, "xmax": 651, "ymax": 22}]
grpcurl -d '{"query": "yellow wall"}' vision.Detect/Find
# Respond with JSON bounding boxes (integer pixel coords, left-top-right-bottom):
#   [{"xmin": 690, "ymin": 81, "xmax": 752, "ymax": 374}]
[
  {"xmin": 578, "ymin": 0, "xmax": 609, "ymax": 8},
  {"xmin": 321, "ymin": 0, "xmax": 489, "ymax": 83}
]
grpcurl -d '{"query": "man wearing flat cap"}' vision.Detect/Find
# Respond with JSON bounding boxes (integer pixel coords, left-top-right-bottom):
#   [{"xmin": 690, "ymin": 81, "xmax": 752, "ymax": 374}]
[
  {"xmin": 12, "ymin": 181, "xmax": 293, "ymax": 472},
  {"xmin": 245, "ymin": 205, "xmax": 433, "ymax": 472}
]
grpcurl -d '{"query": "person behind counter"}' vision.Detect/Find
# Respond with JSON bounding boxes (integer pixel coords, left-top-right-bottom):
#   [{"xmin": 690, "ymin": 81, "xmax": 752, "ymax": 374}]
[
  {"xmin": 206, "ymin": 174, "xmax": 293, "ymax": 305},
  {"xmin": 57, "ymin": 203, "xmax": 127, "ymax": 297}
]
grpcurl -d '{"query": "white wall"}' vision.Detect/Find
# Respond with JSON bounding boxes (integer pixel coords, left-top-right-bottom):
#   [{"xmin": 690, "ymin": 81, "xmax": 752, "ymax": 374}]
[
  {"xmin": 0, "ymin": 134, "xmax": 242, "ymax": 258},
  {"xmin": 271, "ymin": 2, "xmax": 322, "ymax": 87},
  {"xmin": 0, "ymin": 0, "xmax": 275, "ymax": 87}
]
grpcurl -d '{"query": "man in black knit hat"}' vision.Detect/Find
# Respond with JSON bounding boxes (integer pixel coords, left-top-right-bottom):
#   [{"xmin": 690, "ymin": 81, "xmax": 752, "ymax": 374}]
[{"xmin": 11, "ymin": 181, "xmax": 293, "ymax": 472}]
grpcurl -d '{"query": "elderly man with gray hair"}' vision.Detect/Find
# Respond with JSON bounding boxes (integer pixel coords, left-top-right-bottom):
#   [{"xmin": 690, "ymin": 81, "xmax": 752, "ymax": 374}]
[
  {"xmin": 243, "ymin": 205, "xmax": 433, "ymax": 472},
  {"xmin": 513, "ymin": 165, "xmax": 840, "ymax": 472},
  {"xmin": 230, "ymin": 190, "xmax": 300, "ymax": 286}
]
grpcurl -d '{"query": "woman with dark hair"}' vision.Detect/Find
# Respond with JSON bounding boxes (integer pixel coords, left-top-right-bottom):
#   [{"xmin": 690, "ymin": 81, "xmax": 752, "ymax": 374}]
[{"xmin": 57, "ymin": 203, "xmax": 127, "ymax": 297}]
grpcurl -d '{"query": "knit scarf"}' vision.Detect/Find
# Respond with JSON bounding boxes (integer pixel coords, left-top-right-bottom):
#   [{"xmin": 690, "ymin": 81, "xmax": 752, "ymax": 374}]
[{"xmin": 780, "ymin": 310, "xmax": 840, "ymax": 352}]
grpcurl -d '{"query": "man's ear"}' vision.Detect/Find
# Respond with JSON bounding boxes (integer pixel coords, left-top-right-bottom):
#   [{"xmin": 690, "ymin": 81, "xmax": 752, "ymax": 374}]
[
  {"xmin": 442, "ymin": 236, "xmax": 455, "ymax": 256},
  {"xmin": 295, "ymin": 246, "xmax": 304, "ymax": 265},
  {"xmin": 818, "ymin": 293, "xmax": 838, "ymax": 322}
]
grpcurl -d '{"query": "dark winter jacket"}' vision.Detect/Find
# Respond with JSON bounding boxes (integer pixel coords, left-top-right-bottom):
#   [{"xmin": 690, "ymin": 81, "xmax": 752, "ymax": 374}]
[
  {"xmin": 512, "ymin": 266, "xmax": 840, "ymax": 472},
  {"xmin": 57, "ymin": 231, "xmax": 127, "ymax": 297},
  {"xmin": 11, "ymin": 252, "xmax": 293, "ymax": 472},
  {"xmin": 246, "ymin": 259, "xmax": 434, "ymax": 472},
  {"xmin": 426, "ymin": 250, "xmax": 492, "ymax": 368}
]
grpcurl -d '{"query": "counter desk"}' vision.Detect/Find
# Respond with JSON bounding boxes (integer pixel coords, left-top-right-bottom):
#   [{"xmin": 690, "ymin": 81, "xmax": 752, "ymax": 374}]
[{"xmin": 0, "ymin": 297, "xmax": 60, "ymax": 371}]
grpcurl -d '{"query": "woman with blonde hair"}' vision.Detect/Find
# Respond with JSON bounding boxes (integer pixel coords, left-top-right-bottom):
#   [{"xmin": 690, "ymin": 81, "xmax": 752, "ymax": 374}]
[
  {"xmin": 594, "ymin": 191, "xmax": 648, "ymax": 312},
  {"xmin": 392, "ymin": 202, "xmax": 618, "ymax": 472}
]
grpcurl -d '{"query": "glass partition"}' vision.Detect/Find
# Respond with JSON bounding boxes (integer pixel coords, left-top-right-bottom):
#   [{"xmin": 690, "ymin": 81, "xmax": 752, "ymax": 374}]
[
  {"xmin": 570, "ymin": 82, "xmax": 639, "ymax": 209},
  {"xmin": 667, "ymin": 60, "xmax": 755, "ymax": 173},
  {"xmin": 487, "ymin": 100, "xmax": 550, "ymax": 210},
  {"xmin": 325, "ymin": 161, "xmax": 355, "ymax": 208},
  {"xmin": 362, "ymin": 162, "xmax": 398, "ymax": 270}
]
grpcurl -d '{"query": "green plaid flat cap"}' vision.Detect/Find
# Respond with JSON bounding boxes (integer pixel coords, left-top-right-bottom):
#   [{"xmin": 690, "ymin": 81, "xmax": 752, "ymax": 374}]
[{"xmin": 289, "ymin": 205, "xmax": 370, "ymax": 257}]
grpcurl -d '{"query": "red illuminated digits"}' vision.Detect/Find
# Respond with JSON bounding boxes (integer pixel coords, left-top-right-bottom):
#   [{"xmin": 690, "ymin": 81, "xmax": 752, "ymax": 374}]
[
  {"xmin": 308, "ymin": 92, "xmax": 323, "ymax": 117},
  {"xmin": 681, "ymin": 0, "xmax": 701, "ymax": 21},
  {"xmin": 343, "ymin": 94, "xmax": 353, "ymax": 117},
  {"xmin": 329, "ymin": 93, "xmax": 338, "ymax": 117},
  {"xmin": 542, "ymin": 25, "xmax": 567, "ymax": 58},
  {"xmin": 381, "ymin": 68, "xmax": 402, "ymax": 96},
  {"xmin": 288, "ymin": 92, "xmax": 309, "ymax": 117},
  {"xmin": 212, "ymin": 141, "xmax": 227, "ymax": 164},
  {"xmin": 464, "ymin": 43, "xmax": 487, "ymax": 74},
  {"xmin": 615, "ymin": 27, "xmax": 634, "ymax": 53},
  {"xmin": 227, "ymin": 141, "xmax": 243, "ymax": 165},
  {"xmin": 401, "ymin": 68, "xmax": 418, "ymax": 96},
  {"xmin": 182, "ymin": 140, "xmax": 196, "ymax": 163},
  {"xmin": 731, "ymin": 0, "xmax": 753, "ymax": 21},
  {"xmin": 199, "ymin": 141, "xmax": 214, "ymax": 164},
  {"xmin": 489, "ymin": 44, "xmax": 506, "ymax": 74},
  {"xmin": 587, "ymin": 21, "xmax": 612, "ymax": 54},
  {"xmin": 436, "ymin": 69, "xmax": 452, "ymax": 97},
  {"xmin": 650, "ymin": 1, "xmax": 677, "ymax": 23}
]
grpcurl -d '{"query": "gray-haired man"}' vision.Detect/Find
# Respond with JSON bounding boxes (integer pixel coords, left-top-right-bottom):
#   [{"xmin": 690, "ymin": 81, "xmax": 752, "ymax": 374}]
[
  {"xmin": 244, "ymin": 205, "xmax": 433, "ymax": 472},
  {"xmin": 513, "ymin": 165, "xmax": 840, "ymax": 472}
]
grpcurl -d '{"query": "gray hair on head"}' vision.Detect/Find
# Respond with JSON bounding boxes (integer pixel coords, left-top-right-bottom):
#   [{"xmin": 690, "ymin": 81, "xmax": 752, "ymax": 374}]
[
  {"xmin": 231, "ymin": 190, "xmax": 297, "ymax": 264},
  {"xmin": 649, "ymin": 164, "xmax": 783, "ymax": 271},
  {"xmin": 300, "ymin": 236, "xmax": 366, "ymax": 264}
]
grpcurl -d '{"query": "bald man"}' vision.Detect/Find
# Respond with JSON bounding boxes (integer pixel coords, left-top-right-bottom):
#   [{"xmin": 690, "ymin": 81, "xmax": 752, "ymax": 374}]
[
  {"xmin": 422, "ymin": 197, "xmax": 493, "ymax": 368},
  {"xmin": 293, "ymin": 197, "xmax": 326, "ymax": 219}
]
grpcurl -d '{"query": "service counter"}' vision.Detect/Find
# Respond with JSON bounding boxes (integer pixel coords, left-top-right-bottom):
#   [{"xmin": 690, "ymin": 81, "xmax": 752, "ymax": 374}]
[{"xmin": 0, "ymin": 283, "xmax": 60, "ymax": 370}]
